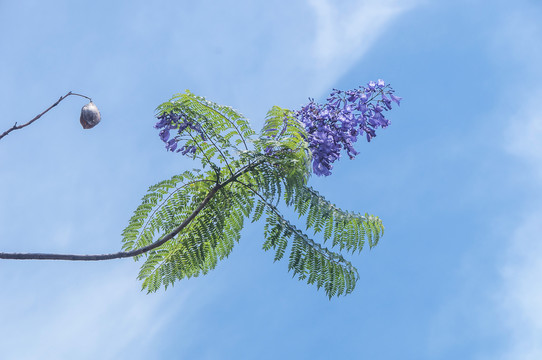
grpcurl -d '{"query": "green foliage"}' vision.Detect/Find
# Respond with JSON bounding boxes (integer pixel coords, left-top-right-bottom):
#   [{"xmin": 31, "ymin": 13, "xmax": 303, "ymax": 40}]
[
  {"xmin": 288, "ymin": 186, "xmax": 384, "ymax": 252},
  {"xmin": 263, "ymin": 203, "xmax": 359, "ymax": 296},
  {"xmin": 137, "ymin": 186, "xmax": 249, "ymax": 291},
  {"xmin": 155, "ymin": 90, "xmax": 255, "ymax": 169},
  {"xmin": 122, "ymin": 91, "xmax": 385, "ymax": 298},
  {"xmin": 122, "ymin": 170, "xmax": 208, "ymax": 257}
]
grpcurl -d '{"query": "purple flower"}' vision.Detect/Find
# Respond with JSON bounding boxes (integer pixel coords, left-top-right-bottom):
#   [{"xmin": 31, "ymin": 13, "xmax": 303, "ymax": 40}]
[
  {"xmin": 166, "ymin": 139, "xmax": 177, "ymax": 152},
  {"xmin": 155, "ymin": 111, "xmax": 206, "ymax": 155},
  {"xmin": 391, "ymin": 94, "xmax": 402, "ymax": 106},
  {"xmin": 159, "ymin": 129, "xmax": 170, "ymax": 142},
  {"xmin": 296, "ymin": 81, "xmax": 401, "ymax": 176}
]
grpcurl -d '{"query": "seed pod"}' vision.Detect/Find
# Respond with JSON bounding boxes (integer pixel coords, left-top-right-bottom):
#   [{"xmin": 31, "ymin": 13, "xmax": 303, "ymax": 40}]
[{"xmin": 80, "ymin": 101, "xmax": 101, "ymax": 129}]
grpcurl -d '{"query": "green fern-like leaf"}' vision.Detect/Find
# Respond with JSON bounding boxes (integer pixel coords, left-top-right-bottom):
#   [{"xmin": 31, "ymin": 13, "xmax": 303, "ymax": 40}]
[
  {"xmin": 289, "ymin": 185, "xmax": 384, "ymax": 253},
  {"xmin": 138, "ymin": 186, "xmax": 250, "ymax": 293},
  {"xmin": 121, "ymin": 170, "xmax": 206, "ymax": 253},
  {"xmin": 155, "ymin": 91, "xmax": 256, "ymax": 169},
  {"xmin": 122, "ymin": 90, "xmax": 387, "ymax": 298},
  {"xmin": 258, "ymin": 198, "xmax": 359, "ymax": 298}
]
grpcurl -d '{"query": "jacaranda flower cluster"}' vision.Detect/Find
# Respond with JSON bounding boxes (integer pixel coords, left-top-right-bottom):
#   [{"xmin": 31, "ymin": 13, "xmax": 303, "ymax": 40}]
[
  {"xmin": 297, "ymin": 80, "xmax": 401, "ymax": 176},
  {"xmin": 155, "ymin": 111, "xmax": 206, "ymax": 155}
]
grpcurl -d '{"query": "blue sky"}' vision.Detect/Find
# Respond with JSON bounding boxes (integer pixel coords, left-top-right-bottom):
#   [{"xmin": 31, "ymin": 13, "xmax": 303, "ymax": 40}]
[{"xmin": 1, "ymin": 0, "xmax": 541, "ymax": 359}]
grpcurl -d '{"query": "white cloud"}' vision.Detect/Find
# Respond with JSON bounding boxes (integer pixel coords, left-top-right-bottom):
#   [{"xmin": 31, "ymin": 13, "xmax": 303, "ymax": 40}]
[
  {"xmin": 506, "ymin": 91, "xmax": 542, "ymax": 179},
  {"xmin": 430, "ymin": 90, "xmax": 542, "ymax": 360},
  {"xmin": 493, "ymin": 5, "xmax": 542, "ymax": 356},
  {"xmin": 427, "ymin": 3, "xmax": 542, "ymax": 358},
  {"xmin": 132, "ymin": 0, "xmax": 416, "ymax": 117},
  {"xmin": 304, "ymin": 0, "xmax": 414, "ymax": 96},
  {"xmin": 0, "ymin": 264, "xmax": 175, "ymax": 360},
  {"xmin": 497, "ymin": 214, "xmax": 542, "ymax": 360},
  {"xmin": 308, "ymin": 0, "xmax": 410, "ymax": 68},
  {"xmin": 497, "ymin": 93, "xmax": 542, "ymax": 360}
]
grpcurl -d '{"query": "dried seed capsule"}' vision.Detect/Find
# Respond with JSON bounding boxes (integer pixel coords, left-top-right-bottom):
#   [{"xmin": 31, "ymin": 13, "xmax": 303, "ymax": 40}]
[{"xmin": 80, "ymin": 102, "xmax": 101, "ymax": 129}]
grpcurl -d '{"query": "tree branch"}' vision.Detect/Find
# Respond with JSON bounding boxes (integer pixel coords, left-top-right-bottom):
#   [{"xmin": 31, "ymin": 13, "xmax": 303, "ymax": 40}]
[
  {"xmin": 0, "ymin": 158, "xmax": 263, "ymax": 261},
  {"xmin": 0, "ymin": 91, "xmax": 92, "ymax": 141},
  {"xmin": 0, "ymin": 184, "xmax": 220, "ymax": 261}
]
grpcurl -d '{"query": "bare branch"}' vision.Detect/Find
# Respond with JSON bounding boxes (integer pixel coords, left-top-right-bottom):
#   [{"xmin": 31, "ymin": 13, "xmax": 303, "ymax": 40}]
[
  {"xmin": 0, "ymin": 185, "xmax": 220, "ymax": 261},
  {"xmin": 0, "ymin": 91, "xmax": 92, "ymax": 141},
  {"xmin": 0, "ymin": 158, "xmax": 263, "ymax": 261}
]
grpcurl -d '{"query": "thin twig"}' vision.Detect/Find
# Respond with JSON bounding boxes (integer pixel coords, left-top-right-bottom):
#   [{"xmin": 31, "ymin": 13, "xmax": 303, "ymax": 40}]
[{"xmin": 0, "ymin": 91, "xmax": 91, "ymax": 141}]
